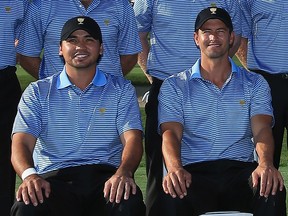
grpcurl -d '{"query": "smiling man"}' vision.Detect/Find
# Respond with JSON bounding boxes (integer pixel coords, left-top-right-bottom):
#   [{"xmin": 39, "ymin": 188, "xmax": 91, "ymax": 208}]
[
  {"xmin": 10, "ymin": 16, "xmax": 145, "ymax": 216},
  {"xmin": 158, "ymin": 7, "xmax": 286, "ymax": 216}
]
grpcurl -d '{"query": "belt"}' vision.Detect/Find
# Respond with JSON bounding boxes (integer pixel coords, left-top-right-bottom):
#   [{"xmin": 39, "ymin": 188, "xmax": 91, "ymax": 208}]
[{"xmin": 251, "ymin": 69, "xmax": 288, "ymax": 80}]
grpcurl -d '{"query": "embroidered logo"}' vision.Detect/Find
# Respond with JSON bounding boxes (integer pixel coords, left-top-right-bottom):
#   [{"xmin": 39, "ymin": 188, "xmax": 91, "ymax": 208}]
[
  {"xmin": 104, "ymin": 19, "xmax": 110, "ymax": 26},
  {"xmin": 5, "ymin": 7, "xmax": 11, "ymax": 13},
  {"xmin": 210, "ymin": 3, "xmax": 217, "ymax": 7},
  {"xmin": 99, "ymin": 108, "xmax": 106, "ymax": 115},
  {"xmin": 77, "ymin": 17, "xmax": 85, "ymax": 25},
  {"xmin": 210, "ymin": 7, "xmax": 217, "ymax": 14},
  {"xmin": 239, "ymin": 100, "xmax": 246, "ymax": 107}
]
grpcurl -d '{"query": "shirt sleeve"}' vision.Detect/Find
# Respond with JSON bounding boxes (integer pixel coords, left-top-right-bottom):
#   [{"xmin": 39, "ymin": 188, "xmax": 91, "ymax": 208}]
[
  {"xmin": 116, "ymin": 79, "xmax": 143, "ymax": 135},
  {"xmin": 238, "ymin": 0, "xmax": 253, "ymax": 38},
  {"xmin": 133, "ymin": 0, "xmax": 153, "ymax": 33},
  {"xmin": 12, "ymin": 82, "xmax": 43, "ymax": 138},
  {"xmin": 250, "ymin": 73, "xmax": 274, "ymax": 125},
  {"xmin": 16, "ymin": 1, "xmax": 44, "ymax": 57},
  {"xmin": 116, "ymin": 0, "xmax": 142, "ymax": 55},
  {"xmin": 158, "ymin": 76, "xmax": 185, "ymax": 130}
]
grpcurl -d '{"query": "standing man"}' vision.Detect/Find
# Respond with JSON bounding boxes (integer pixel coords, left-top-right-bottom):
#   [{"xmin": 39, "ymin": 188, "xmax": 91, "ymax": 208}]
[
  {"xmin": 236, "ymin": 0, "xmax": 288, "ymax": 169},
  {"xmin": 11, "ymin": 16, "xmax": 145, "ymax": 216},
  {"xmin": 17, "ymin": 0, "xmax": 141, "ymax": 79},
  {"xmin": 0, "ymin": 1, "xmax": 28, "ymax": 215},
  {"xmin": 159, "ymin": 7, "xmax": 286, "ymax": 216},
  {"xmin": 133, "ymin": 1, "xmax": 242, "ymax": 215}
]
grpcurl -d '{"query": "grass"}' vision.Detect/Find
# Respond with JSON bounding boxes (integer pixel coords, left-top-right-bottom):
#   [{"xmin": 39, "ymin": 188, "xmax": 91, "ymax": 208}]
[{"xmin": 15, "ymin": 64, "xmax": 288, "ymax": 210}]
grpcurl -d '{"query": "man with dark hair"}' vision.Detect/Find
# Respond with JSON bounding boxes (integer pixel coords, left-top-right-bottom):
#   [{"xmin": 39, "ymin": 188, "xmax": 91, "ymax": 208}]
[
  {"xmin": 17, "ymin": 0, "xmax": 141, "ymax": 79},
  {"xmin": 11, "ymin": 16, "xmax": 145, "ymax": 216},
  {"xmin": 159, "ymin": 7, "xmax": 286, "ymax": 216},
  {"xmin": 133, "ymin": 2, "xmax": 243, "ymax": 214}
]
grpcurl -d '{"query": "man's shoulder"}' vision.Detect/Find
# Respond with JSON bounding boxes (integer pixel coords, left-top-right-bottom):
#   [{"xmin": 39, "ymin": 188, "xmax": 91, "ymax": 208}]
[
  {"xmin": 28, "ymin": 73, "xmax": 58, "ymax": 92},
  {"xmin": 165, "ymin": 68, "xmax": 192, "ymax": 83},
  {"xmin": 104, "ymin": 72, "xmax": 132, "ymax": 87}
]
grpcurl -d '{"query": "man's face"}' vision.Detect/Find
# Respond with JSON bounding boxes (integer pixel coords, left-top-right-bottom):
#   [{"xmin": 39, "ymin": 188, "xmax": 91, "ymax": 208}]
[
  {"xmin": 194, "ymin": 19, "xmax": 234, "ymax": 59},
  {"xmin": 59, "ymin": 29, "xmax": 102, "ymax": 70}
]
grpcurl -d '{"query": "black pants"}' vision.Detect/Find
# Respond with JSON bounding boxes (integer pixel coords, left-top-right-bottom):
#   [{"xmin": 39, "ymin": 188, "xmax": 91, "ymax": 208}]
[
  {"xmin": 0, "ymin": 66, "xmax": 22, "ymax": 216},
  {"xmin": 161, "ymin": 160, "xmax": 286, "ymax": 216},
  {"xmin": 252, "ymin": 70, "xmax": 288, "ymax": 169},
  {"xmin": 11, "ymin": 164, "xmax": 146, "ymax": 216},
  {"xmin": 144, "ymin": 77, "xmax": 167, "ymax": 216}
]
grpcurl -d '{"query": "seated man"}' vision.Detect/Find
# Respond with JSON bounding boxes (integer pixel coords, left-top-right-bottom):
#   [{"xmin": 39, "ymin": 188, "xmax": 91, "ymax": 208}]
[
  {"xmin": 11, "ymin": 16, "xmax": 145, "ymax": 216},
  {"xmin": 158, "ymin": 7, "xmax": 286, "ymax": 216}
]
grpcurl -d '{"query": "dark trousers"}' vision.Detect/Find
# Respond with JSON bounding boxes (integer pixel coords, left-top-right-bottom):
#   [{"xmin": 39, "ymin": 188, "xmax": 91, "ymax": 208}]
[
  {"xmin": 11, "ymin": 164, "xmax": 145, "ymax": 216},
  {"xmin": 252, "ymin": 70, "xmax": 288, "ymax": 169},
  {"xmin": 144, "ymin": 77, "xmax": 167, "ymax": 216},
  {"xmin": 0, "ymin": 66, "xmax": 22, "ymax": 216},
  {"xmin": 161, "ymin": 160, "xmax": 286, "ymax": 216}
]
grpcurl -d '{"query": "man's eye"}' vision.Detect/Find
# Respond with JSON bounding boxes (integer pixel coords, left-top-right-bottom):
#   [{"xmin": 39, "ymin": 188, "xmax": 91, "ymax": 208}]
[{"xmin": 66, "ymin": 39, "xmax": 77, "ymax": 43}]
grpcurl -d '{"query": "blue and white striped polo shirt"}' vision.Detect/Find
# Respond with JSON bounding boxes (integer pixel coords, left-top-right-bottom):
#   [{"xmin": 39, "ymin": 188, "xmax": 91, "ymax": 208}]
[
  {"xmin": 0, "ymin": 0, "xmax": 28, "ymax": 69},
  {"xmin": 17, "ymin": 0, "xmax": 141, "ymax": 78},
  {"xmin": 240, "ymin": 0, "xmax": 288, "ymax": 74},
  {"xmin": 12, "ymin": 68, "xmax": 143, "ymax": 174},
  {"xmin": 158, "ymin": 58, "xmax": 273, "ymax": 165},
  {"xmin": 134, "ymin": 0, "xmax": 242, "ymax": 80}
]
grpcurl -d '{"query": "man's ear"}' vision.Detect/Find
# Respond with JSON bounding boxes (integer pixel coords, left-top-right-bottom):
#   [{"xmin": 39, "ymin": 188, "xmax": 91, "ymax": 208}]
[
  {"xmin": 99, "ymin": 43, "xmax": 103, "ymax": 55},
  {"xmin": 59, "ymin": 43, "xmax": 63, "ymax": 56},
  {"xmin": 229, "ymin": 31, "xmax": 235, "ymax": 48},
  {"xmin": 194, "ymin": 32, "xmax": 200, "ymax": 49}
]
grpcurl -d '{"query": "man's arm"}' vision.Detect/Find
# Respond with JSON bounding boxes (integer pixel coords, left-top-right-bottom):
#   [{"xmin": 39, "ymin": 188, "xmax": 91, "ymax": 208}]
[
  {"xmin": 251, "ymin": 115, "xmax": 284, "ymax": 197},
  {"xmin": 121, "ymin": 53, "xmax": 139, "ymax": 76},
  {"xmin": 11, "ymin": 133, "xmax": 50, "ymax": 206},
  {"xmin": 161, "ymin": 122, "xmax": 191, "ymax": 199},
  {"xmin": 137, "ymin": 31, "xmax": 152, "ymax": 84},
  {"xmin": 18, "ymin": 54, "xmax": 41, "ymax": 80},
  {"xmin": 228, "ymin": 34, "xmax": 242, "ymax": 58},
  {"xmin": 235, "ymin": 37, "xmax": 248, "ymax": 69},
  {"xmin": 103, "ymin": 129, "xmax": 143, "ymax": 203}
]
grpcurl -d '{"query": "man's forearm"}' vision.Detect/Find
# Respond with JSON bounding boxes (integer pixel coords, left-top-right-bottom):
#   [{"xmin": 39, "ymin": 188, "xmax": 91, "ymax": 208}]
[
  {"xmin": 235, "ymin": 38, "xmax": 248, "ymax": 69},
  {"xmin": 18, "ymin": 54, "xmax": 41, "ymax": 79},
  {"xmin": 138, "ymin": 32, "xmax": 152, "ymax": 84},
  {"xmin": 117, "ymin": 130, "xmax": 143, "ymax": 176},
  {"xmin": 121, "ymin": 54, "xmax": 138, "ymax": 76}
]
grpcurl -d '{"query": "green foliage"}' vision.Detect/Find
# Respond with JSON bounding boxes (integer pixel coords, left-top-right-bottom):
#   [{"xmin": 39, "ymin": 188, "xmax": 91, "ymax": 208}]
[{"xmin": 125, "ymin": 65, "xmax": 150, "ymax": 86}]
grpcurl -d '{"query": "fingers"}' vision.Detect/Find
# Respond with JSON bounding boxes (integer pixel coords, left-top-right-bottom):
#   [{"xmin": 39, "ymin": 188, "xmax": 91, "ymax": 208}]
[
  {"xmin": 251, "ymin": 171, "xmax": 259, "ymax": 188},
  {"xmin": 16, "ymin": 175, "xmax": 51, "ymax": 206},
  {"xmin": 260, "ymin": 169, "xmax": 271, "ymax": 197},
  {"xmin": 104, "ymin": 176, "xmax": 136, "ymax": 204},
  {"xmin": 162, "ymin": 169, "xmax": 191, "ymax": 199},
  {"xmin": 163, "ymin": 174, "xmax": 177, "ymax": 198},
  {"xmin": 253, "ymin": 166, "xmax": 284, "ymax": 198}
]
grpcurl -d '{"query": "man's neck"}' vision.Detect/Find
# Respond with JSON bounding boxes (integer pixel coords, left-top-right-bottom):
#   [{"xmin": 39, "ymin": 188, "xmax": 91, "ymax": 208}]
[
  {"xmin": 66, "ymin": 66, "xmax": 96, "ymax": 91},
  {"xmin": 200, "ymin": 57, "xmax": 232, "ymax": 89},
  {"xmin": 81, "ymin": 0, "xmax": 93, "ymax": 9}
]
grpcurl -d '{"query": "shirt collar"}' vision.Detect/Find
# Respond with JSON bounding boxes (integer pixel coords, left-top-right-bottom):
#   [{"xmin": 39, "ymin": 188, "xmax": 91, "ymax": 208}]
[
  {"xmin": 57, "ymin": 67, "xmax": 107, "ymax": 89},
  {"xmin": 190, "ymin": 57, "xmax": 239, "ymax": 80}
]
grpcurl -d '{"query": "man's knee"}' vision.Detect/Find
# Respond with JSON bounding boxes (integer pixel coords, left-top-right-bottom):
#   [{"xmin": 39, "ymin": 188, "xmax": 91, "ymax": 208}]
[{"xmin": 11, "ymin": 201, "xmax": 50, "ymax": 216}]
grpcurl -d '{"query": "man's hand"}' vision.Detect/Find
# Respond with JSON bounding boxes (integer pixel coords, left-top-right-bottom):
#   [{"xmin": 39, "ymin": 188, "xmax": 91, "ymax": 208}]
[
  {"xmin": 251, "ymin": 164, "xmax": 284, "ymax": 198},
  {"xmin": 162, "ymin": 167, "xmax": 192, "ymax": 199},
  {"xmin": 103, "ymin": 172, "xmax": 137, "ymax": 204},
  {"xmin": 16, "ymin": 174, "xmax": 51, "ymax": 206}
]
